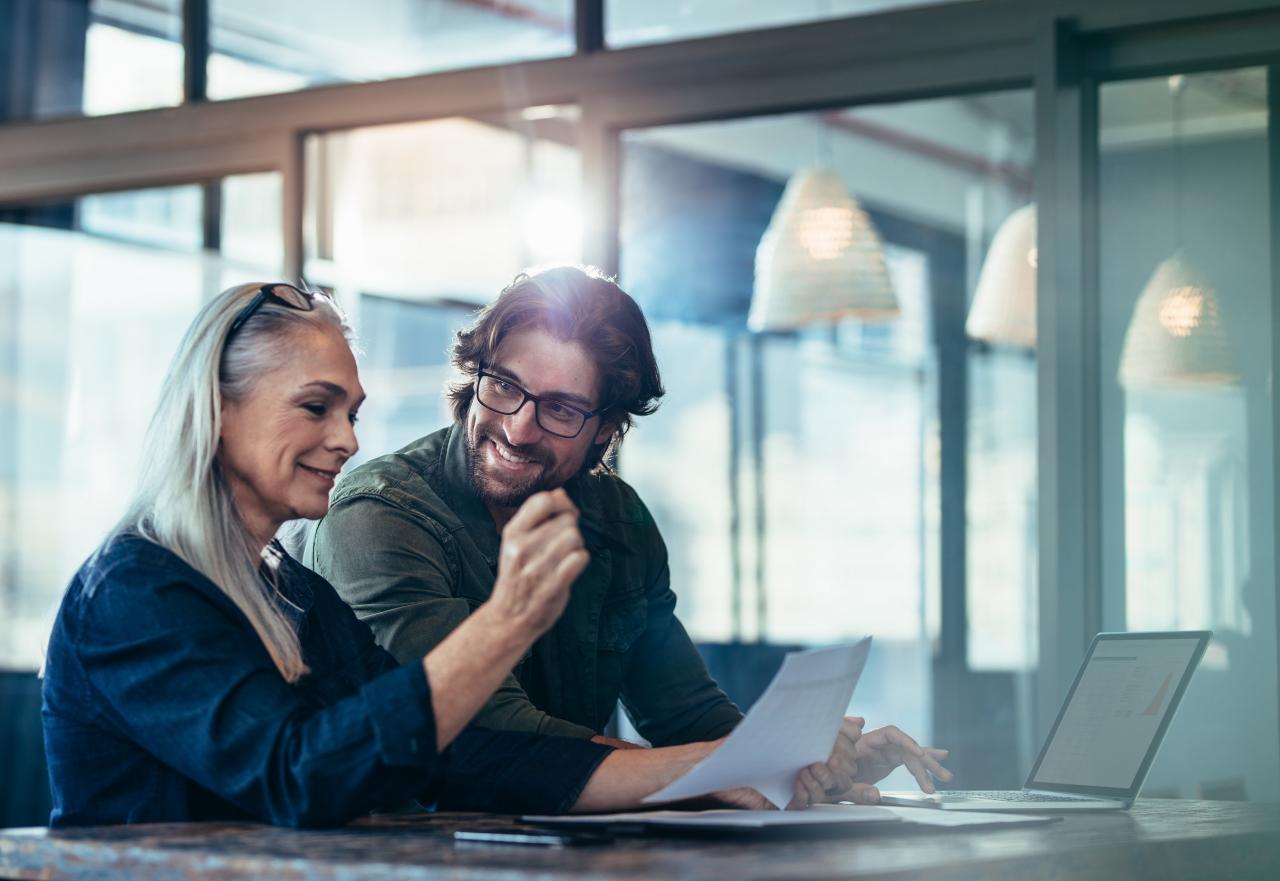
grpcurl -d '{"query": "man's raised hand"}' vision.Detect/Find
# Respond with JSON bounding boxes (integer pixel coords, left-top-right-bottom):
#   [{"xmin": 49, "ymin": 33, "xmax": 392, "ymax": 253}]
[{"xmin": 488, "ymin": 489, "xmax": 589, "ymax": 638}]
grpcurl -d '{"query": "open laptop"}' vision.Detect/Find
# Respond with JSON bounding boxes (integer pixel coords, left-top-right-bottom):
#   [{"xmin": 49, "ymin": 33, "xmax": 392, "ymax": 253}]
[{"xmin": 879, "ymin": 630, "xmax": 1211, "ymax": 811}]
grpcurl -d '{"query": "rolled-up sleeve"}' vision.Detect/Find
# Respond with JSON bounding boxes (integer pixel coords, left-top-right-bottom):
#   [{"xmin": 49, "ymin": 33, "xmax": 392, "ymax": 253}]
[
  {"xmin": 431, "ymin": 729, "xmax": 613, "ymax": 815},
  {"xmin": 360, "ymin": 662, "xmax": 438, "ymax": 768}
]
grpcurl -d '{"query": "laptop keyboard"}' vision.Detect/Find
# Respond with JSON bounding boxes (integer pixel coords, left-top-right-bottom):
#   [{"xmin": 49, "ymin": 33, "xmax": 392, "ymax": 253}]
[{"xmin": 945, "ymin": 791, "xmax": 1091, "ymax": 803}]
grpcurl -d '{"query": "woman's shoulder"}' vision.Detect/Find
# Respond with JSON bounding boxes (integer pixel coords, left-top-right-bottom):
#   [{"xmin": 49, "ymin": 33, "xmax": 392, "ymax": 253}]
[
  {"xmin": 82, "ymin": 533, "xmax": 194, "ymax": 583},
  {"xmin": 70, "ymin": 533, "xmax": 224, "ymax": 615},
  {"xmin": 49, "ymin": 535, "xmax": 231, "ymax": 663}
]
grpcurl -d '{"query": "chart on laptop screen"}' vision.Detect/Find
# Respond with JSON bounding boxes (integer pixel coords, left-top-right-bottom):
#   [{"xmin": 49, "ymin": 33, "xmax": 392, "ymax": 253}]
[{"xmin": 1033, "ymin": 637, "xmax": 1201, "ymax": 789}]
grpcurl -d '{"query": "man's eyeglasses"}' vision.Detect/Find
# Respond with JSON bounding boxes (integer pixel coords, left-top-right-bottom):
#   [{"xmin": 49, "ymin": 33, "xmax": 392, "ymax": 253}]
[
  {"xmin": 226, "ymin": 283, "xmax": 316, "ymax": 342},
  {"xmin": 475, "ymin": 370, "xmax": 604, "ymax": 439}
]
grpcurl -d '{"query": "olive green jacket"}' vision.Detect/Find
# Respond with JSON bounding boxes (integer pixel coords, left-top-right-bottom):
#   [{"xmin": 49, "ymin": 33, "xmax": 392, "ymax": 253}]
[{"xmin": 306, "ymin": 424, "xmax": 742, "ymax": 745}]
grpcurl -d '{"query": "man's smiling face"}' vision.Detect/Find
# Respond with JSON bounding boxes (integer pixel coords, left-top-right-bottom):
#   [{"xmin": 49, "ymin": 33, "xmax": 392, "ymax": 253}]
[{"xmin": 465, "ymin": 326, "xmax": 612, "ymax": 515}]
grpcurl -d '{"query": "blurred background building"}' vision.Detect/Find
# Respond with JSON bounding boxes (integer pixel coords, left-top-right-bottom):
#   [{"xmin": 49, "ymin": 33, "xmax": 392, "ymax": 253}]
[{"xmin": 2, "ymin": 0, "xmax": 1277, "ymax": 826}]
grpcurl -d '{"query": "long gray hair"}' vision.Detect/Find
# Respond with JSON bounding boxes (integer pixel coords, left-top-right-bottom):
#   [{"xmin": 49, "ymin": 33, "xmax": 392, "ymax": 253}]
[{"xmin": 111, "ymin": 283, "xmax": 351, "ymax": 682}]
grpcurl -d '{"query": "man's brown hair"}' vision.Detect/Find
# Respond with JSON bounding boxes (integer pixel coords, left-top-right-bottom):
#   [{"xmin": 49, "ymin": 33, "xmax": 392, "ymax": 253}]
[{"xmin": 448, "ymin": 265, "xmax": 664, "ymax": 471}]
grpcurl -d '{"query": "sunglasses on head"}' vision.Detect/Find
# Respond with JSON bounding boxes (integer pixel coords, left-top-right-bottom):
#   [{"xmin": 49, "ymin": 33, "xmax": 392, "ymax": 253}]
[{"xmin": 226, "ymin": 283, "xmax": 317, "ymax": 342}]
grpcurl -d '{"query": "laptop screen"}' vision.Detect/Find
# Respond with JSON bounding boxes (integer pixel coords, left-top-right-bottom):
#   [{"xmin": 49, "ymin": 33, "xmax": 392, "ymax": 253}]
[{"xmin": 1027, "ymin": 632, "xmax": 1209, "ymax": 796}]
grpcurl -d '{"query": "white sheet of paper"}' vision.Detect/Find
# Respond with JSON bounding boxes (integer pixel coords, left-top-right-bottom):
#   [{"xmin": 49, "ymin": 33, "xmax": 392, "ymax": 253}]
[
  {"xmin": 643, "ymin": 638, "xmax": 872, "ymax": 809},
  {"xmin": 524, "ymin": 807, "xmax": 900, "ymax": 829}
]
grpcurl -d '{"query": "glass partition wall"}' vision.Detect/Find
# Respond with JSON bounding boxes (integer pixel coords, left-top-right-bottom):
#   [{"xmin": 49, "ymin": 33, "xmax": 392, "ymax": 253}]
[
  {"xmin": 1, "ymin": 0, "xmax": 1278, "ymax": 807},
  {"xmin": 617, "ymin": 92, "xmax": 1037, "ymax": 788},
  {"xmin": 1097, "ymin": 68, "xmax": 1277, "ymax": 798},
  {"xmin": 0, "ymin": 178, "xmax": 283, "ymax": 667}
]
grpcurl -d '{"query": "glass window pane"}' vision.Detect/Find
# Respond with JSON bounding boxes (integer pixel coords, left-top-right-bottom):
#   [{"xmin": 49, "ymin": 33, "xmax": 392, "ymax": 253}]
[
  {"xmin": 966, "ymin": 348, "xmax": 1037, "ymax": 670},
  {"xmin": 607, "ymin": 0, "xmax": 968, "ymax": 48},
  {"xmin": 221, "ymin": 173, "xmax": 285, "ymax": 271},
  {"xmin": 0, "ymin": 176, "xmax": 282, "ymax": 669},
  {"xmin": 304, "ymin": 110, "xmax": 581, "ymax": 460},
  {"xmin": 208, "ymin": 1, "xmax": 573, "ymax": 101},
  {"xmin": 0, "ymin": 0, "xmax": 182, "ymax": 122},
  {"xmin": 1099, "ymin": 68, "xmax": 1277, "ymax": 799},
  {"xmin": 621, "ymin": 325, "xmax": 736, "ymax": 642},
  {"xmin": 620, "ymin": 89, "xmax": 1034, "ymax": 788},
  {"xmin": 79, "ymin": 186, "xmax": 204, "ymax": 251}
]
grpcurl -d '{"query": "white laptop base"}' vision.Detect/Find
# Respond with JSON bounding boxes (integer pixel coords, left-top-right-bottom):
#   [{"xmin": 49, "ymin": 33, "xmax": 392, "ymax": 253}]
[{"xmin": 877, "ymin": 789, "xmax": 1126, "ymax": 812}]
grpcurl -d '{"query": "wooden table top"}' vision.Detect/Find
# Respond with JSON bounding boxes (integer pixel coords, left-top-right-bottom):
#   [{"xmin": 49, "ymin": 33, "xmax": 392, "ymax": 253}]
[{"xmin": 2, "ymin": 800, "xmax": 1278, "ymax": 881}]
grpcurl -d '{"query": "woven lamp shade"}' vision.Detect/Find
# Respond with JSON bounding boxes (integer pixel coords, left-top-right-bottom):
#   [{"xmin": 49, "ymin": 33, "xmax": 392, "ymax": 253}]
[
  {"xmin": 1117, "ymin": 252, "xmax": 1238, "ymax": 389},
  {"xmin": 748, "ymin": 168, "xmax": 898, "ymax": 331},
  {"xmin": 966, "ymin": 204, "xmax": 1037, "ymax": 348}
]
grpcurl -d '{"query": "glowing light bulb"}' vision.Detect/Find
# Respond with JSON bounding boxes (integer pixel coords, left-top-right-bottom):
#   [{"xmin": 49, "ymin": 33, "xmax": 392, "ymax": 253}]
[
  {"xmin": 797, "ymin": 206, "xmax": 855, "ymax": 260},
  {"xmin": 1157, "ymin": 285, "xmax": 1205, "ymax": 338}
]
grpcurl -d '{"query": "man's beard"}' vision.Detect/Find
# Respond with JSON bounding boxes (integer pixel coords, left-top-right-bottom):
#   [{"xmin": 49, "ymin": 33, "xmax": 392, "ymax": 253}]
[{"xmin": 466, "ymin": 425, "xmax": 559, "ymax": 509}]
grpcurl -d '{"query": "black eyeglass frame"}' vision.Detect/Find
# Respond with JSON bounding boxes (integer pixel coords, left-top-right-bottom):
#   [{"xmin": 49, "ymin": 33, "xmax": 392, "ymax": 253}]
[
  {"xmin": 474, "ymin": 369, "xmax": 608, "ymax": 439},
  {"xmin": 226, "ymin": 283, "xmax": 316, "ymax": 342}
]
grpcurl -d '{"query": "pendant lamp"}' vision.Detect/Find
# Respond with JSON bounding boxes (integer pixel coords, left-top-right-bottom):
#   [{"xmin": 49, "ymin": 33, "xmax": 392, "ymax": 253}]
[
  {"xmin": 1117, "ymin": 252, "xmax": 1238, "ymax": 388},
  {"xmin": 748, "ymin": 168, "xmax": 898, "ymax": 331},
  {"xmin": 966, "ymin": 203, "xmax": 1037, "ymax": 348},
  {"xmin": 1118, "ymin": 76, "xmax": 1238, "ymax": 389}
]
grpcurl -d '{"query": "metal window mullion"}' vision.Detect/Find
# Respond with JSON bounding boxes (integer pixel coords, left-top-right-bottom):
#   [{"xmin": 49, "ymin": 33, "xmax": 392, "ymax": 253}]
[
  {"xmin": 182, "ymin": 0, "xmax": 209, "ymax": 103},
  {"xmin": 200, "ymin": 179, "xmax": 221, "ymax": 254},
  {"xmin": 726, "ymin": 336, "xmax": 744, "ymax": 642},
  {"xmin": 749, "ymin": 333, "xmax": 767, "ymax": 643},
  {"xmin": 183, "ymin": 0, "xmax": 221, "ymax": 255},
  {"xmin": 575, "ymin": 0, "xmax": 604, "ymax": 54},
  {"xmin": 936, "ymin": 265, "xmax": 970, "ymax": 670},
  {"xmin": 1080, "ymin": 7, "xmax": 1280, "ymax": 79},
  {"xmin": 1268, "ymin": 63, "xmax": 1280, "ymax": 778},
  {"xmin": 280, "ymin": 132, "xmax": 305, "ymax": 283},
  {"xmin": 1034, "ymin": 17, "xmax": 1104, "ymax": 742},
  {"xmin": 578, "ymin": 109, "xmax": 620, "ymax": 274},
  {"xmin": 1069, "ymin": 0, "xmax": 1280, "ymax": 33},
  {"xmin": 0, "ymin": 137, "xmax": 280, "ymax": 205},
  {"xmin": 1079, "ymin": 81, "xmax": 1103, "ymax": 646}
]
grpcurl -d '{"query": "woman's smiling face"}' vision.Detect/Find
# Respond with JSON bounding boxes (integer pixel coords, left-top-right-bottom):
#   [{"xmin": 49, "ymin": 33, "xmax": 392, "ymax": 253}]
[{"xmin": 218, "ymin": 324, "xmax": 365, "ymax": 543}]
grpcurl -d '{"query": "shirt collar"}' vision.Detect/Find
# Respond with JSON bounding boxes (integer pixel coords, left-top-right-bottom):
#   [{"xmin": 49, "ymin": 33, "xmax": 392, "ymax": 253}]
[
  {"xmin": 266, "ymin": 541, "xmax": 315, "ymax": 626},
  {"xmin": 440, "ymin": 423, "xmax": 502, "ymax": 564}
]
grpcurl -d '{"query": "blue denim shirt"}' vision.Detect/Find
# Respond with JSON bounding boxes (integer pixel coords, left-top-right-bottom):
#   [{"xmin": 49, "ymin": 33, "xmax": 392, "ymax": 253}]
[{"xmin": 41, "ymin": 534, "xmax": 611, "ymax": 828}]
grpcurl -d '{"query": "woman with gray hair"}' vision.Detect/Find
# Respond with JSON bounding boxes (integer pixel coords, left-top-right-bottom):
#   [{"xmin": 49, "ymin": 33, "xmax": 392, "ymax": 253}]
[{"xmin": 40, "ymin": 282, "xmax": 817, "ymax": 829}]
